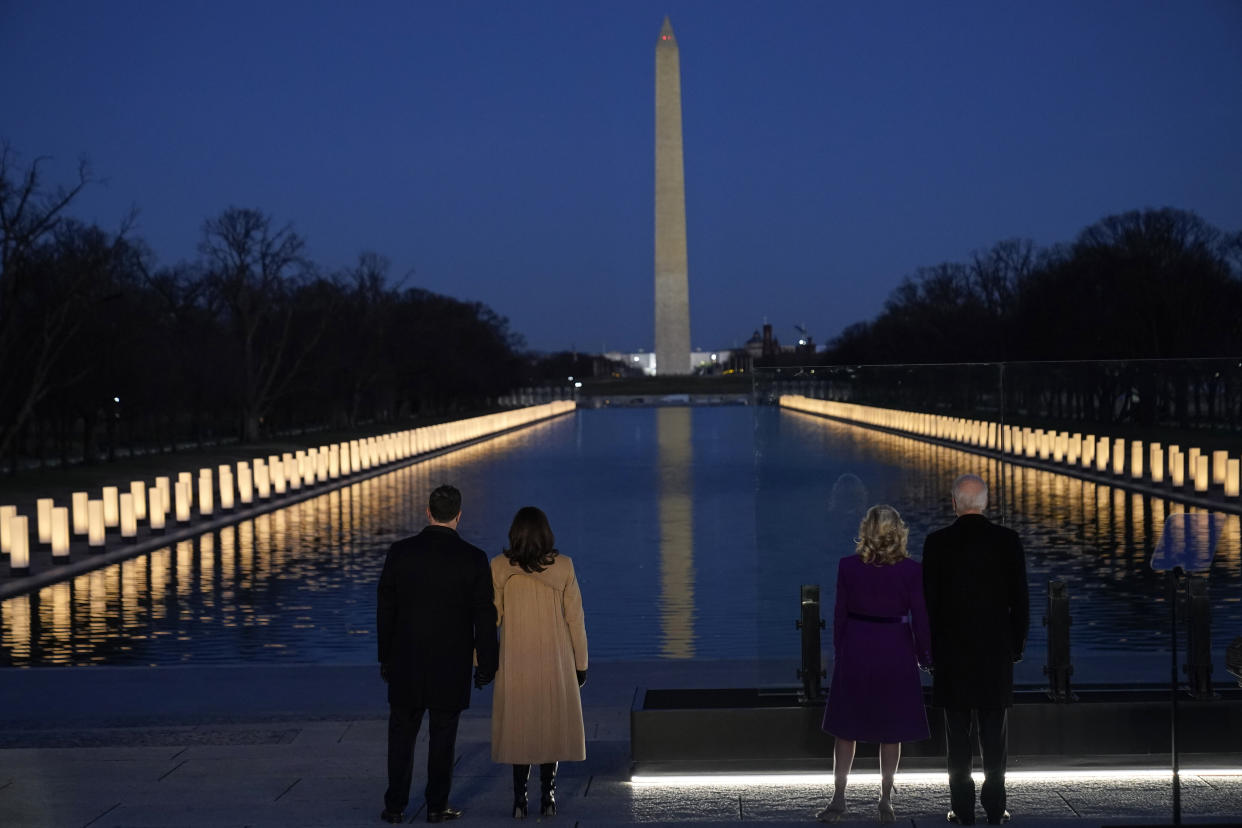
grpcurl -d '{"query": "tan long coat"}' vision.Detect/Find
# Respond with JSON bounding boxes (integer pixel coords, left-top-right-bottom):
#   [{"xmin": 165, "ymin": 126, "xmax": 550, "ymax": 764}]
[{"xmin": 490, "ymin": 553, "xmax": 588, "ymax": 764}]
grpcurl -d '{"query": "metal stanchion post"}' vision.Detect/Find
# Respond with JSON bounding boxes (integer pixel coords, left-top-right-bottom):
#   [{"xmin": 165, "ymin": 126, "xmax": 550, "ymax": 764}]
[
  {"xmin": 1183, "ymin": 575, "xmax": 1214, "ymax": 700},
  {"xmin": 1168, "ymin": 566, "xmax": 1182, "ymax": 826},
  {"xmin": 796, "ymin": 584, "xmax": 826, "ymax": 703},
  {"xmin": 1043, "ymin": 579, "xmax": 1074, "ymax": 702}
]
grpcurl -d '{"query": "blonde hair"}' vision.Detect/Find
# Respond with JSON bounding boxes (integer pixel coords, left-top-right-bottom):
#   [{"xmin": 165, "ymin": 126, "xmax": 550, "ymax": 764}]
[{"xmin": 855, "ymin": 505, "xmax": 909, "ymax": 566}]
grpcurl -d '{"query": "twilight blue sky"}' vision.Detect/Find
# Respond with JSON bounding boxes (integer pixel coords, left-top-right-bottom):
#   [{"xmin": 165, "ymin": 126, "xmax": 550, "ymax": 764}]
[{"xmin": 3, "ymin": 1, "xmax": 1240, "ymax": 353}]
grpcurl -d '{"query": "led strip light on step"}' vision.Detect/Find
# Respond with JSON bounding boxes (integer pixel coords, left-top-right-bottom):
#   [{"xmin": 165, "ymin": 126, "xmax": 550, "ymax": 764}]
[{"xmin": 630, "ymin": 768, "xmax": 1241, "ymax": 787}]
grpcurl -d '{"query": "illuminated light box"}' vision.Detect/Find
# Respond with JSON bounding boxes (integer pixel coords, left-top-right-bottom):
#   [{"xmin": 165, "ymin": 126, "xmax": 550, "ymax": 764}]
[
  {"xmin": 149, "ymin": 488, "xmax": 166, "ymax": 532},
  {"xmin": 254, "ymin": 459, "xmax": 271, "ymax": 499},
  {"xmin": 51, "ymin": 507, "xmax": 70, "ymax": 561},
  {"xmin": 88, "ymin": 500, "xmax": 106, "ymax": 548},
  {"xmin": 218, "ymin": 466, "xmax": 235, "ymax": 510},
  {"xmin": 36, "ymin": 498, "xmax": 54, "ymax": 544},
  {"xmin": 1170, "ymin": 449, "xmax": 1185, "ymax": 488},
  {"xmin": 1195, "ymin": 455, "xmax": 1209, "ymax": 493},
  {"xmin": 175, "ymin": 481, "xmax": 191, "ymax": 523},
  {"xmin": 1130, "ymin": 441, "xmax": 1144, "ymax": 480},
  {"xmin": 177, "ymin": 472, "xmax": 193, "ymax": 508},
  {"xmin": 1213, "ymin": 450, "xmax": 1229, "ymax": 486},
  {"xmin": 0, "ymin": 504, "xmax": 16, "ymax": 554},
  {"xmin": 119, "ymin": 493, "xmax": 137, "ymax": 540},
  {"xmin": 234, "ymin": 464, "xmax": 250, "ymax": 506},
  {"xmin": 198, "ymin": 469, "xmax": 214, "ymax": 516},
  {"xmin": 155, "ymin": 477, "xmax": 171, "ymax": 515},
  {"xmin": 302, "ymin": 449, "xmax": 317, "ymax": 486},
  {"xmin": 287, "ymin": 453, "xmax": 301, "ymax": 490},
  {"xmin": 268, "ymin": 454, "xmax": 286, "ymax": 494},
  {"xmin": 1095, "ymin": 437, "xmax": 1110, "ymax": 472},
  {"xmin": 8, "ymin": 515, "xmax": 29, "ymax": 574},
  {"xmin": 130, "ymin": 481, "xmax": 147, "ymax": 521},
  {"xmin": 71, "ymin": 492, "xmax": 89, "ymax": 535},
  {"xmin": 1150, "ymin": 445, "xmax": 1165, "ymax": 484},
  {"xmin": 315, "ymin": 447, "xmax": 328, "ymax": 482},
  {"xmin": 102, "ymin": 486, "xmax": 120, "ymax": 528}
]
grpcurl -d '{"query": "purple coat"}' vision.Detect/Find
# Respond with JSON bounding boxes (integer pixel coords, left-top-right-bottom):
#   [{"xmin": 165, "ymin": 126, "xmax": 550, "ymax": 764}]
[{"xmin": 821, "ymin": 555, "xmax": 932, "ymax": 743}]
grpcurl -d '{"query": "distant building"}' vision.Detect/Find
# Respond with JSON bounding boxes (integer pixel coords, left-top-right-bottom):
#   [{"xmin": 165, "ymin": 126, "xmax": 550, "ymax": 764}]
[
  {"xmin": 604, "ymin": 349, "xmax": 736, "ymax": 377},
  {"xmin": 741, "ymin": 322, "xmax": 820, "ymax": 366}
]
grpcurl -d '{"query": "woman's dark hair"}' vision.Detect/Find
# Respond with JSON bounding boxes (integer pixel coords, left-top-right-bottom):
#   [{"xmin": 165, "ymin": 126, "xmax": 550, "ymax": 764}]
[{"xmin": 504, "ymin": 506, "xmax": 558, "ymax": 573}]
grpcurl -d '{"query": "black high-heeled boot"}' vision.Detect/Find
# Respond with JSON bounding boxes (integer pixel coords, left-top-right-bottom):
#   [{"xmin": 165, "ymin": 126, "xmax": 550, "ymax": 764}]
[
  {"xmin": 512, "ymin": 764, "xmax": 530, "ymax": 819},
  {"xmin": 539, "ymin": 762, "xmax": 558, "ymax": 817}
]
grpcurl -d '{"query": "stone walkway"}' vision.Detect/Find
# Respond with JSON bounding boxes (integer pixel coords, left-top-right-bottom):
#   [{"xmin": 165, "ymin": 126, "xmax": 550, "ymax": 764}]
[{"xmin": 0, "ymin": 663, "xmax": 1239, "ymax": 827}]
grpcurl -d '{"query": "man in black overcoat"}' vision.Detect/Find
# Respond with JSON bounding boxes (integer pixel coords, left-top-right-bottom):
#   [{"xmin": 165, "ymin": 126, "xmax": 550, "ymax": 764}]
[
  {"xmin": 377, "ymin": 484, "xmax": 500, "ymax": 824},
  {"xmin": 923, "ymin": 474, "xmax": 1028, "ymax": 826}
]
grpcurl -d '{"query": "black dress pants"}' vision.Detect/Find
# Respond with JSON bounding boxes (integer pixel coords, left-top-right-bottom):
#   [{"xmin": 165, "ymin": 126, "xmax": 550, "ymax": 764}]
[
  {"xmin": 385, "ymin": 704, "xmax": 461, "ymax": 813},
  {"xmin": 944, "ymin": 708, "xmax": 1008, "ymax": 824}
]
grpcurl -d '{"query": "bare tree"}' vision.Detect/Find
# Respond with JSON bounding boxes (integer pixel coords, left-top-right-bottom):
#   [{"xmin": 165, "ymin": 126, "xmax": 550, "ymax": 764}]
[
  {"xmin": 199, "ymin": 206, "xmax": 322, "ymax": 442},
  {"xmin": 341, "ymin": 251, "xmax": 403, "ymax": 425},
  {"xmin": 0, "ymin": 145, "xmax": 95, "ymax": 464}
]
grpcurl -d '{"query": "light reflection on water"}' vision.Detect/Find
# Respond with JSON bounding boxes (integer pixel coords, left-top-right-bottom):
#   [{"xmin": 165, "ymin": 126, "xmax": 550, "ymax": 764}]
[
  {"xmin": 658, "ymin": 407, "xmax": 695, "ymax": 660},
  {"xmin": 1, "ymin": 407, "xmax": 1239, "ymax": 668}
]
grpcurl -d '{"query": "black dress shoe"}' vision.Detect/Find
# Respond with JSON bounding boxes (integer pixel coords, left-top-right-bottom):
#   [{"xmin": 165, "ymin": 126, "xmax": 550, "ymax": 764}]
[
  {"xmin": 986, "ymin": 810, "xmax": 1011, "ymax": 825},
  {"xmin": 948, "ymin": 810, "xmax": 976, "ymax": 825},
  {"xmin": 380, "ymin": 809, "xmax": 405, "ymax": 824},
  {"xmin": 427, "ymin": 806, "xmax": 462, "ymax": 823}
]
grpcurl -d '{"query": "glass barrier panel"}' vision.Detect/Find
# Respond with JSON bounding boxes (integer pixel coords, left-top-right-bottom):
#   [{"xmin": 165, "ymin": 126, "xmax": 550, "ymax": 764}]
[{"xmin": 756, "ymin": 360, "xmax": 1242, "ymax": 696}]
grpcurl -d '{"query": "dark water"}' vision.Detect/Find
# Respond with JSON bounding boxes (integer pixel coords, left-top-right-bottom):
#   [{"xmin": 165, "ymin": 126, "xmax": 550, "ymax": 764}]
[{"xmin": 2, "ymin": 407, "xmax": 1238, "ymax": 673}]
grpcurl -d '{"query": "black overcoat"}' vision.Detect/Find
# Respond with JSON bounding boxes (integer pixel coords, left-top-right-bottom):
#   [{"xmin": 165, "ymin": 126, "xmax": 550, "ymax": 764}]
[
  {"xmin": 922, "ymin": 514, "xmax": 1029, "ymax": 710},
  {"xmin": 376, "ymin": 525, "xmax": 500, "ymax": 710}
]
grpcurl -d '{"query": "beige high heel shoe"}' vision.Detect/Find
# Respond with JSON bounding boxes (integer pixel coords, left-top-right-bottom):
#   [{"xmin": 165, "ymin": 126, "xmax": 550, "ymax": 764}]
[{"xmin": 816, "ymin": 800, "xmax": 847, "ymax": 823}]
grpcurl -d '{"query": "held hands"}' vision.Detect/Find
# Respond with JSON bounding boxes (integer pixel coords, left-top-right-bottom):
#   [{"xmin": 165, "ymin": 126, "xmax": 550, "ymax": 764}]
[
  {"xmin": 576, "ymin": 669, "xmax": 587, "ymax": 688},
  {"xmin": 473, "ymin": 668, "xmax": 495, "ymax": 689}
]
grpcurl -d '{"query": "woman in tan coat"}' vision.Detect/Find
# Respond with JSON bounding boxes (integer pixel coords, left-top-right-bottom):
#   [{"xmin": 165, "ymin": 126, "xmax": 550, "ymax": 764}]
[{"xmin": 491, "ymin": 507, "xmax": 588, "ymax": 819}]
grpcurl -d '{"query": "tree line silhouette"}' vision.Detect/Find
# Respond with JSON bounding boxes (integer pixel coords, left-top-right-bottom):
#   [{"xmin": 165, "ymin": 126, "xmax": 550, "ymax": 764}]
[
  {"xmin": 824, "ymin": 208, "xmax": 1241, "ymax": 363},
  {"xmin": 814, "ymin": 208, "xmax": 1242, "ymax": 432},
  {"xmin": 0, "ymin": 145, "xmax": 543, "ymax": 471}
]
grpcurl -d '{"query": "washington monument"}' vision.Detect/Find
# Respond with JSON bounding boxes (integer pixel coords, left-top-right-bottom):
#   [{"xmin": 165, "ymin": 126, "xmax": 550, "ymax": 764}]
[{"xmin": 654, "ymin": 16, "xmax": 691, "ymax": 375}]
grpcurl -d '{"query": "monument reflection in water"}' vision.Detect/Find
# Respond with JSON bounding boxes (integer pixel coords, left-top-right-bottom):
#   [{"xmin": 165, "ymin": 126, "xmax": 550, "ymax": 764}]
[
  {"xmin": 657, "ymin": 407, "xmax": 695, "ymax": 659},
  {"xmin": 1, "ymin": 407, "xmax": 1239, "ymax": 678}
]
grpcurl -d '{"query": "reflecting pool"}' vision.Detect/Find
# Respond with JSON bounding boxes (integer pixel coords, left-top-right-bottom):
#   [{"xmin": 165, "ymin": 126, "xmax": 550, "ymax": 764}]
[{"xmin": 1, "ymin": 407, "xmax": 1238, "ymax": 674}]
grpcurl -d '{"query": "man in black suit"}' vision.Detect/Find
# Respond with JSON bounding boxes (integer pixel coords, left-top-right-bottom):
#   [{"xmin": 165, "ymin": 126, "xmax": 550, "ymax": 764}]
[
  {"xmin": 922, "ymin": 474, "xmax": 1028, "ymax": 826},
  {"xmin": 377, "ymin": 484, "xmax": 500, "ymax": 824}
]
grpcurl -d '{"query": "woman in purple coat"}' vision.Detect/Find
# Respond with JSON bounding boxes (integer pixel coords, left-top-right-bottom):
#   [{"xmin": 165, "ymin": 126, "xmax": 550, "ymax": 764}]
[{"xmin": 817, "ymin": 505, "xmax": 932, "ymax": 824}]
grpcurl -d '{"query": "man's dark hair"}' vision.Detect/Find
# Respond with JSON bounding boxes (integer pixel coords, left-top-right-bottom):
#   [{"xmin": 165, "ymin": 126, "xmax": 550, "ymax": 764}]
[
  {"xmin": 428, "ymin": 485, "xmax": 462, "ymax": 522},
  {"xmin": 504, "ymin": 506, "xmax": 558, "ymax": 573}
]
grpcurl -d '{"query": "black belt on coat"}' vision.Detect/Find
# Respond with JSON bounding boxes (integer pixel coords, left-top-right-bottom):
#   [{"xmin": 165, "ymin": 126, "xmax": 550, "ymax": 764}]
[{"xmin": 847, "ymin": 611, "xmax": 908, "ymax": 624}]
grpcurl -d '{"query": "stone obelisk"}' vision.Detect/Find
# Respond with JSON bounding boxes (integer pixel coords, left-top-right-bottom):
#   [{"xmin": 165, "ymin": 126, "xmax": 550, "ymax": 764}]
[{"xmin": 654, "ymin": 16, "xmax": 691, "ymax": 375}]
